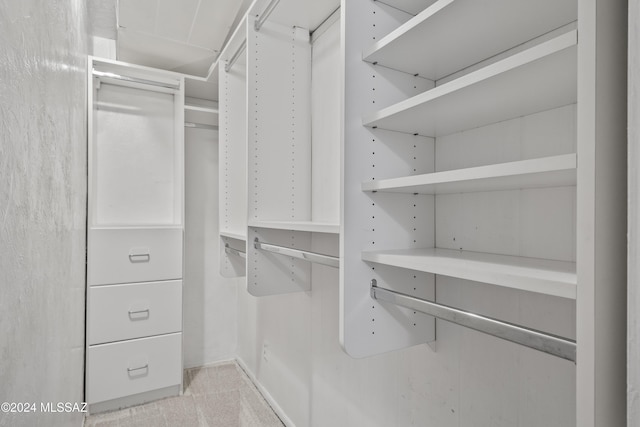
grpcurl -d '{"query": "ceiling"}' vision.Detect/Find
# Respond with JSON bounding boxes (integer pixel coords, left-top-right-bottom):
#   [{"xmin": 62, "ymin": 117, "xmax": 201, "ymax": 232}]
[{"xmin": 112, "ymin": 0, "xmax": 250, "ymax": 78}]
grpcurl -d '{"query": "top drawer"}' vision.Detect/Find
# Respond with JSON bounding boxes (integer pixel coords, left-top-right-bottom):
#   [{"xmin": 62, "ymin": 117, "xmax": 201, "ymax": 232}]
[{"xmin": 88, "ymin": 228, "xmax": 183, "ymax": 286}]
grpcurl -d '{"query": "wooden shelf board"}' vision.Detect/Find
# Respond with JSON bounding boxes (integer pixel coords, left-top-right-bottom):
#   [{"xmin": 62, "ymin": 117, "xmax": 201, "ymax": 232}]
[
  {"xmin": 362, "ymin": 154, "xmax": 576, "ymax": 194},
  {"xmin": 362, "ymin": 30, "xmax": 577, "ymax": 137},
  {"xmin": 249, "ymin": 220, "xmax": 340, "ymax": 234},
  {"xmin": 362, "ymin": 248, "xmax": 576, "ymax": 299},
  {"xmin": 364, "ymin": 0, "xmax": 576, "ymax": 81}
]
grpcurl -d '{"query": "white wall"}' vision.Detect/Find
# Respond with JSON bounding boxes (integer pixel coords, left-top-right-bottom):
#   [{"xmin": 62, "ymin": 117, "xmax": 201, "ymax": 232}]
[
  {"xmin": 0, "ymin": 1, "xmax": 88, "ymax": 426},
  {"xmin": 183, "ymin": 126, "xmax": 239, "ymax": 368},
  {"xmin": 237, "ymin": 18, "xmax": 576, "ymax": 427}
]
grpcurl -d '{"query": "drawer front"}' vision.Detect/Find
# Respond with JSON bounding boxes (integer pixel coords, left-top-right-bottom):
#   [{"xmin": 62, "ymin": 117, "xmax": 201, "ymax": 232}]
[
  {"xmin": 88, "ymin": 228, "xmax": 183, "ymax": 286},
  {"xmin": 87, "ymin": 333, "xmax": 182, "ymax": 404},
  {"xmin": 88, "ymin": 280, "xmax": 182, "ymax": 345}
]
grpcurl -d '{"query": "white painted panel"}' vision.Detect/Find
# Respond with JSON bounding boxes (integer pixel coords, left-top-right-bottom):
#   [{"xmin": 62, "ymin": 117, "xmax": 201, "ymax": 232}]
[
  {"xmin": 436, "ymin": 187, "xmax": 576, "ymax": 263},
  {"xmin": 88, "ymin": 281, "xmax": 182, "ymax": 345},
  {"xmin": 311, "ymin": 19, "xmax": 341, "ymax": 223},
  {"xmin": 88, "ymin": 227, "xmax": 183, "ymax": 286},
  {"xmin": 86, "ymin": 333, "xmax": 182, "ymax": 404},
  {"xmin": 435, "ymin": 104, "xmax": 577, "ymax": 172},
  {"xmin": 184, "ymin": 127, "xmax": 238, "ymax": 367},
  {"xmin": 218, "ymin": 48, "xmax": 247, "ymax": 238},
  {"xmin": 247, "ymin": 18, "xmax": 312, "ymax": 222},
  {"xmin": 94, "ymin": 83, "xmax": 180, "ymax": 226},
  {"xmin": 342, "ymin": 0, "xmax": 437, "ymax": 358}
]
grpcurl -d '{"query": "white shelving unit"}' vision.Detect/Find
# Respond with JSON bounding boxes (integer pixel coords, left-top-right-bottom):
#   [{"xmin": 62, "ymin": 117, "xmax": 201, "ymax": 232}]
[
  {"xmin": 342, "ymin": 0, "xmax": 627, "ymax": 424},
  {"xmin": 217, "ymin": 0, "xmax": 341, "ymax": 293},
  {"xmin": 86, "ymin": 57, "xmax": 185, "ymax": 414}
]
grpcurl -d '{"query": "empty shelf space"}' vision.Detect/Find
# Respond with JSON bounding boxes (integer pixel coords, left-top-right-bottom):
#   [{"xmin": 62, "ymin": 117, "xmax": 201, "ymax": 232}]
[
  {"xmin": 362, "ymin": 30, "xmax": 577, "ymax": 137},
  {"xmin": 362, "ymin": 248, "xmax": 576, "ymax": 299},
  {"xmin": 249, "ymin": 220, "xmax": 340, "ymax": 234},
  {"xmin": 362, "ymin": 154, "xmax": 576, "ymax": 194},
  {"xmin": 364, "ymin": 0, "xmax": 576, "ymax": 80},
  {"xmin": 220, "ymin": 231, "xmax": 247, "ymax": 241}
]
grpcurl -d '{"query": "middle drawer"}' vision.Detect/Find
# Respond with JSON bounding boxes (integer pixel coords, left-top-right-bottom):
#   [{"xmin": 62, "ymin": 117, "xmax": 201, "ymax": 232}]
[{"xmin": 88, "ymin": 280, "xmax": 182, "ymax": 345}]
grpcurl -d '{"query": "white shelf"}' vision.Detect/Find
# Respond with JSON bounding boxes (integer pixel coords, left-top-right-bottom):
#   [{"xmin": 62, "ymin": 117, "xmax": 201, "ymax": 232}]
[
  {"xmin": 362, "ymin": 154, "xmax": 576, "ymax": 194},
  {"xmin": 249, "ymin": 220, "xmax": 339, "ymax": 234},
  {"xmin": 362, "ymin": 248, "xmax": 576, "ymax": 299},
  {"xmin": 220, "ymin": 231, "xmax": 247, "ymax": 241},
  {"xmin": 364, "ymin": 0, "xmax": 576, "ymax": 81},
  {"xmin": 362, "ymin": 30, "xmax": 577, "ymax": 137}
]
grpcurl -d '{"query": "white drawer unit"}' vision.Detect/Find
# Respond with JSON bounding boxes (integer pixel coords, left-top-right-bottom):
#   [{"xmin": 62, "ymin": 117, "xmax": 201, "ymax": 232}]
[
  {"xmin": 87, "ymin": 333, "xmax": 182, "ymax": 405},
  {"xmin": 88, "ymin": 227, "xmax": 183, "ymax": 286},
  {"xmin": 88, "ymin": 280, "xmax": 182, "ymax": 345},
  {"xmin": 87, "ymin": 58, "xmax": 185, "ymax": 412}
]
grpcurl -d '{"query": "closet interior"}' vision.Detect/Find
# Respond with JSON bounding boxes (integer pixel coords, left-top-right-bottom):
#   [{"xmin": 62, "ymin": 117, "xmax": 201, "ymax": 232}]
[{"xmin": 84, "ymin": 0, "xmax": 627, "ymax": 424}]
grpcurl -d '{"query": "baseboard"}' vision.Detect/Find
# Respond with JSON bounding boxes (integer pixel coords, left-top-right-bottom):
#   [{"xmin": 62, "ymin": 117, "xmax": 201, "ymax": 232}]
[{"xmin": 235, "ymin": 357, "xmax": 295, "ymax": 427}]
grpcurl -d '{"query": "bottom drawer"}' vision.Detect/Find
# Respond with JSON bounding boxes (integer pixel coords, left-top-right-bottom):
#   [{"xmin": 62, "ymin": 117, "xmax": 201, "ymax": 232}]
[{"xmin": 87, "ymin": 333, "xmax": 182, "ymax": 404}]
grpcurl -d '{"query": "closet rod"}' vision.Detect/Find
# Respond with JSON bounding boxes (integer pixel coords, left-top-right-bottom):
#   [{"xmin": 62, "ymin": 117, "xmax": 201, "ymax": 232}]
[
  {"xmin": 185, "ymin": 122, "xmax": 218, "ymax": 130},
  {"xmin": 224, "ymin": 39, "xmax": 247, "ymax": 72},
  {"xmin": 370, "ymin": 281, "xmax": 576, "ymax": 362},
  {"xmin": 92, "ymin": 69, "xmax": 180, "ymax": 90},
  {"xmin": 254, "ymin": 239, "xmax": 340, "ymax": 268},
  {"xmin": 225, "ymin": 244, "xmax": 246, "ymax": 259},
  {"xmin": 254, "ymin": 0, "xmax": 281, "ymax": 31}
]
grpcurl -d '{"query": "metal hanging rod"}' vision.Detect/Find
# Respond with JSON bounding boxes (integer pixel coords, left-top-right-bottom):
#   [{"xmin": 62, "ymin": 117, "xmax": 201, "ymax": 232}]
[
  {"xmin": 225, "ymin": 244, "xmax": 246, "ymax": 259},
  {"xmin": 224, "ymin": 39, "xmax": 247, "ymax": 73},
  {"xmin": 254, "ymin": 239, "xmax": 340, "ymax": 268},
  {"xmin": 185, "ymin": 122, "xmax": 218, "ymax": 131},
  {"xmin": 254, "ymin": 0, "xmax": 281, "ymax": 31},
  {"xmin": 370, "ymin": 280, "xmax": 576, "ymax": 362},
  {"xmin": 92, "ymin": 69, "xmax": 180, "ymax": 90}
]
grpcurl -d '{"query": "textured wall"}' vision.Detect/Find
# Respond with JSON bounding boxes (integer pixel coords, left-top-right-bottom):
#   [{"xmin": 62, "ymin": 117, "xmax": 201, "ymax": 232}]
[
  {"xmin": 0, "ymin": 1, "xmax": 88, "ymax": 426},
  {"xmin": 183, "ymin": 127, "xmax": 238, "ymax": 368}
]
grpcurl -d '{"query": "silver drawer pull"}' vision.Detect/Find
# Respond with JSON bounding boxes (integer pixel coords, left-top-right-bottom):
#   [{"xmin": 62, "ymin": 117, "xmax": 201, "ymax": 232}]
[
  {"xmin": 127, "ymin": 364, "xmax": 148, "ymax": 373},
  {"xmin": 128, "ymin": 247, "xmax": 150, "ymax": 263},
  {"xmin": 128, "ymin": 309, "xmax": 150, "ymax": 317}
]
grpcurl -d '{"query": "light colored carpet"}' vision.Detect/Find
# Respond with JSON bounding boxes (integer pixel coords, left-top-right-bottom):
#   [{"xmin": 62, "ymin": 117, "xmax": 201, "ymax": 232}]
[{"xmin": 84, "ymin": 361, "xmax": 284, "ymax": 427}]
